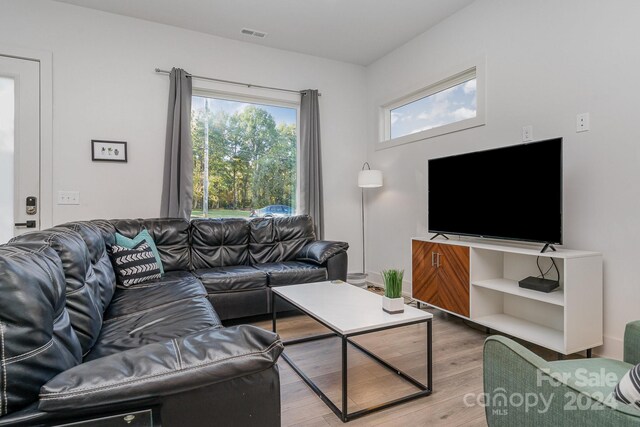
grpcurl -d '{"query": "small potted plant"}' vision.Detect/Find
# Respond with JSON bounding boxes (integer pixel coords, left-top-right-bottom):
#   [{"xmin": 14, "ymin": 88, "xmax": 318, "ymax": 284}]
[{"xmin": 382, "ymin": 269, "xmax": 404, "ymax": 314}]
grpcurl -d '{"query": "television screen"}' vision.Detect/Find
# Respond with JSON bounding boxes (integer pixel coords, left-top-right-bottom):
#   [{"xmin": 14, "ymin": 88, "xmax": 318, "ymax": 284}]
[{"xmin": 428, "ymin": 138, "xmax": 562, "ymax": 244}]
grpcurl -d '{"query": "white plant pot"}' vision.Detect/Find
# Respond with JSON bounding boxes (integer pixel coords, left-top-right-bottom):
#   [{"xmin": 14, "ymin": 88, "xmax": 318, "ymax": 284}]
[{"xmin": 382, "ymin": 296, "xmax": 404, "ymax": 314}]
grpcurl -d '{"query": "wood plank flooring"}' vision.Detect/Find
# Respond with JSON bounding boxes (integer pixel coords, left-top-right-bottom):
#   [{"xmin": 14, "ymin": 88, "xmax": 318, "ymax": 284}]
[{"xmin": 247, "ymin": 289, "xmax": 582, "ymax": 427}]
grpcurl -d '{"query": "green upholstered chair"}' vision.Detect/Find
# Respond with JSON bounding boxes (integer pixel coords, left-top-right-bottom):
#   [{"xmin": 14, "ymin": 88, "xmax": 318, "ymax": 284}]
[{"xmin": 483, "ymin": 321, "xmax": 640, "ymax": 426}]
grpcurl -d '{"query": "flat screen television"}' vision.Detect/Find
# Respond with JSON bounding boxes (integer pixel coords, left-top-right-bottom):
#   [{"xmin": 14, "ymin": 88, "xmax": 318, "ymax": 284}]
[{"xmin": 428, "ymin": 138, "xmax": 562, "ymax": 245}]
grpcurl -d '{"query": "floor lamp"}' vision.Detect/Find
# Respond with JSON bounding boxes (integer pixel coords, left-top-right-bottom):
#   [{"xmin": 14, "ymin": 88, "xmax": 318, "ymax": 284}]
[{"xmin": 357, "ymin": 162, "xmax": 383, "ymax": 277}]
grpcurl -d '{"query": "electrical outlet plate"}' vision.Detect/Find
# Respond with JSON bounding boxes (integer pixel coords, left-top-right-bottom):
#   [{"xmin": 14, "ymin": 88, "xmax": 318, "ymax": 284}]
[
  {"xmin": 577, "ymin": 113, "xmax": 590, "ymax": 132},
  {"xmin": 522, "ymin": 125, "xmax": 533, "ymax": 142},
  {"xmin": 57, "ymin": 191, "xmax": 80, "ymax": 205}
]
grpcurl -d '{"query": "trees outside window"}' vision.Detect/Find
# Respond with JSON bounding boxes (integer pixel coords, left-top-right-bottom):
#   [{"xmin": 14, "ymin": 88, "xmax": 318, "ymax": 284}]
[{"xmin": 191, "ymin": 96, "xmax": 297, "ymax": 218}]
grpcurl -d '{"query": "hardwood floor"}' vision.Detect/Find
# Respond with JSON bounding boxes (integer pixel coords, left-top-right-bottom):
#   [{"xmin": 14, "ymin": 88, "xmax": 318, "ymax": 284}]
[{"xmin": 248, "ymin": 290, "xmax": 582, "ymax": 426}]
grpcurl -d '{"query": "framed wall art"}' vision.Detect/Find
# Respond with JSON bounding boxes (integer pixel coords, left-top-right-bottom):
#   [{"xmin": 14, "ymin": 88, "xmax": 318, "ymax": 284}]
[{"xmin": 91, "ymin": 140, "xmax": 127, "ymax": 162}]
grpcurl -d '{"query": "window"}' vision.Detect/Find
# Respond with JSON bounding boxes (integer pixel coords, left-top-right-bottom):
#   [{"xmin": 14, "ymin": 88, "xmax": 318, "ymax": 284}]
[
  {"xmin": 190, "ymin": 95, "xmax": 298, "ymax": 219},
  {"xmin": 380, "ymin": 66, "xmax": 484, "ymax": 148}
]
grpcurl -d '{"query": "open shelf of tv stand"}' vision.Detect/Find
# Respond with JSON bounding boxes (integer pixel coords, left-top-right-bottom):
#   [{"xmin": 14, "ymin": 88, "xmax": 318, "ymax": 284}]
[
  {"xmin": 472, "ymin": 278, "xmax": 564, "ymax": 306},
  {"xmin": 473, "ymin": 313, "xmax": 565, "ymax": 353},
  {"xmin": 411, "ymin": 237, "xmax": 603, "ymax": 355}
]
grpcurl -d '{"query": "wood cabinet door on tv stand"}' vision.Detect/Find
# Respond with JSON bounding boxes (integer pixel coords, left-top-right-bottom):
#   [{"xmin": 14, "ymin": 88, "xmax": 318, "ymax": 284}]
[
  {"xmin": 412, "ymin": 240, "xmax": 440, "ymax": 308},
  {"xmin": 412, "ymin": 241, "xmax": 470, "ymax": 317},
  {"xmin": 436, "ymin": 244, "xmax": 470, "ymax": 317}
]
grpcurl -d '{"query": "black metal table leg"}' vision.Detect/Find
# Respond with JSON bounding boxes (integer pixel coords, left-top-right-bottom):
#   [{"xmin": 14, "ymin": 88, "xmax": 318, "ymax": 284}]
[
  {"xmin": 427, "ymin": 318, "xmax": 432, "ymax": 392},
  {"xmin": 342, "ymin": 336, "xmax": 348, "ymax": 422},
  {"xmin": 586, "ymin": 348, "xmax": 592, "ymax": 358},
  {"xmin": 271, "ymin": 291, "xmax": 277, "ymax": 333}
]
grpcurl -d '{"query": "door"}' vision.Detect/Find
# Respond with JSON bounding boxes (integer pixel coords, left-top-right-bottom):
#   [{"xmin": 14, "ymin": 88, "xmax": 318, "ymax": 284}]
[
  {"xmin": 0, "ymin": 55, "xmax": 40, "ymax": 243},
  {"xmin": 412, "ymin": 240, "xmax": 440, "ymax": 307}
]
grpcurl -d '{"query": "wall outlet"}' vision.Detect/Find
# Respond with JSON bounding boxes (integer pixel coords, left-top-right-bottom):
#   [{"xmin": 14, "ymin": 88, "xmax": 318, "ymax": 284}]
[
  {"xmin": 577, "ymin": 113, "xmax": 590, "ymax": 132},
  {"xmin": 57, "ymin": 191, "xmax": 80, "ymax": 205},
  {"xmin": 522, "ymin": 125, "xmax": 533, "ymax": 142}
]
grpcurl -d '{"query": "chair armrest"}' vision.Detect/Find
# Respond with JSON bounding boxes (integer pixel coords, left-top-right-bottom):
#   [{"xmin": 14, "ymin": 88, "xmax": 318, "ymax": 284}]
[
  {"xmin": 296, "ymin": 240, "xmax": 349, "ymax": 265},
  {"xmin": 624, "ymin": 321, "xmax": 640, "ymax": 365},
  {"xmin": 38, "ymin": 325, "xmax": 283, "ymax": 412},
  {"xmin": 483, "ymin": 336, "xmax": 640, "ymax": 426}
]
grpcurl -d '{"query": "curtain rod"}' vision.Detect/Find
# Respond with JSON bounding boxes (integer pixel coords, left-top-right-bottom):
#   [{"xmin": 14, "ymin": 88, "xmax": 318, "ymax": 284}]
[{"xmin": 154, "ymin": 68, "xmax": 320, "ymax": 96}]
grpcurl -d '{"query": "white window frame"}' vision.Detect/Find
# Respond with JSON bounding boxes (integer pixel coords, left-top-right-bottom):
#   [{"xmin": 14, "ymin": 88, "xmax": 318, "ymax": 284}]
[
  {"xmin": 192, "ymin": 87, "xmax": 300, "ymax": 120},
  {"xmin": 378, "ymin": 60, "xmax": 486, "ymax": 151},
  {"xmin": 191, "ymin": 84, "xmax": 301, "ymax": 214}
]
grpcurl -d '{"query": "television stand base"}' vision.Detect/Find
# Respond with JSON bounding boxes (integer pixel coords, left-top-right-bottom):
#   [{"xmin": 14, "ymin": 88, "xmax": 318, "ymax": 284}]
[
  {"xmin": 540, "ymin": 243, "xmax": 557, "ymax": 253},
  {"xmin": 430, "ymin": 233, "xmax": 449, "ymax": 241}
]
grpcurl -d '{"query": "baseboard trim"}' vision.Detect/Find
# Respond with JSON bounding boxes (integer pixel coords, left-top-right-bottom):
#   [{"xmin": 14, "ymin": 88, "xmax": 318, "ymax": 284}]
[{"xmin": 364, "ymin": 271, "xmax": 413, "ymax": 298}]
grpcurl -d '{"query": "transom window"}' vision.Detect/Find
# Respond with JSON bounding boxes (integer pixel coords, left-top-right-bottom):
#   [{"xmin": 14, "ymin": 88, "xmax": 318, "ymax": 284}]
[
  {"xmin": 380, "ymin": 66, "xmax": 484, "ymax": 148},
  {"xmin": 191, "ymin": 95, "xmax": 298, "ymax": 219}
]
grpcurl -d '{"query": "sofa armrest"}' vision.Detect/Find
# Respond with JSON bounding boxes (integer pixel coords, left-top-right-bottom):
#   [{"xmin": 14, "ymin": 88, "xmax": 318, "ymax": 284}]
[
  {"xmin": 483, "ymin": 336, "xmax": 640, "ymax": 426},
  {"xmin": 38, "ymin": 325, "xmax": 283, "ymax": 412},
  {"xmin": 326, "ymin": 251, "xmax": 348, "ymax": 281},
  {"xmin": 624, "ymin": 321, "xmax": 640, "ymax": 365},
  {"xmin": 296, "ymin": 240, "xmax": 349, "ymax": 265}
]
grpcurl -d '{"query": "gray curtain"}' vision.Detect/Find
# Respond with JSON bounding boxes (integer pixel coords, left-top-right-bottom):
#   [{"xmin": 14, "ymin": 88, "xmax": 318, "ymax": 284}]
[
  {"xmin": 299, "ymin": 89, "xmax": 324, "ymax": 239},
  {"xmin": 161, "ymin": 68, "xmax": 193, "ymax": 219}
]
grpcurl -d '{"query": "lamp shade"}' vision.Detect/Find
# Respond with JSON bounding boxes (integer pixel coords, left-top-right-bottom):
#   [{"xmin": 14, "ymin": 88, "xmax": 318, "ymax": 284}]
[{"xmin": 358, "ymin": 169, "xmax": 383, "ymax": 188}]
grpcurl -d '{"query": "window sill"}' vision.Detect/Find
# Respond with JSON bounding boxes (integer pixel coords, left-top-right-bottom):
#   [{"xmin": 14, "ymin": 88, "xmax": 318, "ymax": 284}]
[{"xmin": 376, "ymin": 115, "xmax": 486, "ymax": 151}]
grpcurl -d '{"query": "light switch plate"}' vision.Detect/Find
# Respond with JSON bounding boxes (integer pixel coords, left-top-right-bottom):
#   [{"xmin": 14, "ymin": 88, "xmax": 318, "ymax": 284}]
[{"xmin": 57, "ymin": 191, "xmax": 80, "ymax": 205}]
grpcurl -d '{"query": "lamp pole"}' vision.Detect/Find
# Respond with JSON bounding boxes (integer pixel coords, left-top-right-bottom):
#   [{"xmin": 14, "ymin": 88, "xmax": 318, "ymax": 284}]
[
  {"xmin": 361, "ymin": 184, "xmax": 366, "ymax": 274},
  {"xmin": 358, "ymin": 162, "xmax": 383, "ymax": 277}
]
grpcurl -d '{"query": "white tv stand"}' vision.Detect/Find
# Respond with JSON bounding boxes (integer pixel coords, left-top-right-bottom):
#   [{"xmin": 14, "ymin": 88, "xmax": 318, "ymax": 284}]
[{"xmin": 411, "ymin": 237, "xmax": 603, "ymax": 355}]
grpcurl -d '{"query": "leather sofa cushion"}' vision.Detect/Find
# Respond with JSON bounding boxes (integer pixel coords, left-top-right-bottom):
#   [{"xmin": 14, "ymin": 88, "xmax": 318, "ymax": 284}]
[
  {"xmin": 194, "ymin": 266, "xmax": 268, "ymax": 293},
  {"xmin": 254, "ymin": 261, "xmax": 327, "ymax": 286},
  {"xmin": 57, "ymin": 221, "xmax": 117, "ymax": 310},
  {"xmin": 206, "ymin": 289, "xmax": 269, "ymax": 321},
  {"xmin": 104, "ymin": 271, "xmax": 207, "ymax": 320},
  {"xmin": 39, "ymin": 326, "xmax": 282, "ymax": 412},
  {"xmin": 11, "ymin": 228, "xmax": 106, "ymax": 355},
  {"xmin": 86, "ymin": 219, "xmax": 116, "ymax": 246},
  {"xmin": 85, "ymin": 297, "xmax": 222, "ymax": 361},
  {"xmin": 190, "ymin": 218, "xmax": 250, "ymax": 269},
  {"xmin": 109, "ymin": 218, "xmax": 190, "ymax": 272},
  {"xmin": 0, "ymin": 245, "xmax": 81, "ymax": 414},
  {"xmin": 249, "ymin": 215, "xmax": 315, "ymax": 264}
]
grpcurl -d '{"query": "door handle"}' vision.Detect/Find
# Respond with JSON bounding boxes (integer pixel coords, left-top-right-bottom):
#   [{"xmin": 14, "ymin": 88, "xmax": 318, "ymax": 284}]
[
  {"xmin": 14, "ymin": 220, "xmax": 36, "ymax": 228},
  {"xmin": 436, "ymin": 253, "xmax": 441, "ymax": 268},
  {"xmin": 431, "ymin": 252, "xmax": 436, "ymax": 267}
]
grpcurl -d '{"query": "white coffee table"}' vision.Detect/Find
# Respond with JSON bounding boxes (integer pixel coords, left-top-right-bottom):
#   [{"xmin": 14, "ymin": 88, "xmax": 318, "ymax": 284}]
[{"xmin": 272, "ymin": 281, "xmax": 433, "ymax": 423}]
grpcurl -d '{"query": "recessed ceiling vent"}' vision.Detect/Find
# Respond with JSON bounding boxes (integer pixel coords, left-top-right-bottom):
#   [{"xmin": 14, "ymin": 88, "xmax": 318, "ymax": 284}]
[{"xmin": 241, "ymin": 28, "xmax": 267, "ymax": 38}]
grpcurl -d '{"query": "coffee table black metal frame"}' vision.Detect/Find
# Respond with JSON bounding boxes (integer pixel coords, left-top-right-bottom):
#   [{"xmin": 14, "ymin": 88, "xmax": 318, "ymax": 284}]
[{"xmin": 271, "ymin": 293, "xmax": 433, "ymax": 423}]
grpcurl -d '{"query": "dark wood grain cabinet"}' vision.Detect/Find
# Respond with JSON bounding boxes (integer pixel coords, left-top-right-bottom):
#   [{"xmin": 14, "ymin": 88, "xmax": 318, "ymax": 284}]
[{"xmin": 412, "ymin": 240, "xmax": 470, "ymax": 317}]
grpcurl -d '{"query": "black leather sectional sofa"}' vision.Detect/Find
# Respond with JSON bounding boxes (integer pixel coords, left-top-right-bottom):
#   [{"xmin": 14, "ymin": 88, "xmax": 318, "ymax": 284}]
[{"xmin": 0, "ymin": 215, "xmax": 348, "ymax": 426}]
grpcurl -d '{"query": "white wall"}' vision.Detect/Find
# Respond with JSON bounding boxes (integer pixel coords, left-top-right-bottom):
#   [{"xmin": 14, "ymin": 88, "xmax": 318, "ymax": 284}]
[
  {"xmin": 0, "ymin": 0, "xmax": 368, "ymax": 272},
  {"xmin": 365, "ymin": 0, "xmax": 640, "ymax": 357}
]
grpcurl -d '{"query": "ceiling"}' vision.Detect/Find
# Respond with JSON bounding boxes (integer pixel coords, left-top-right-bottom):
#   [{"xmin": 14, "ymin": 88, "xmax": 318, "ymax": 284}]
[{"xmin": 52, "ymin": 0, "xmax": 474, "ymax": 65}]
